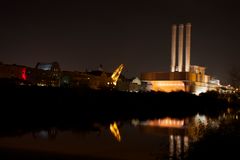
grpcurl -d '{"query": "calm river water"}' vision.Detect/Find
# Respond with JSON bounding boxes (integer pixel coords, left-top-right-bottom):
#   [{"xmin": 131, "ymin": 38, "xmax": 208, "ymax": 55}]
[{"xmin": 0, "ymin": 111, "xmax": 238, "ymax": 160}]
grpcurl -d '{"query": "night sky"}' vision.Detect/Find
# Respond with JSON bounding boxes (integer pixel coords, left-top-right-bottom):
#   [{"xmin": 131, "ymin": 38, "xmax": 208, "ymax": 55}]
[{"xmin": 0, "ymin": 0, "xmax": 239, "ymax": 84}]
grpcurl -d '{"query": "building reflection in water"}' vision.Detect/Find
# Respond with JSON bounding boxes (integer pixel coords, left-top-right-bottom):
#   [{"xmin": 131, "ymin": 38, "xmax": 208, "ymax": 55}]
[
  {"xmin": 32, "ymin": 128, "xmax": 57, "ymax": 140},
  {"xmin": 0, "ymin": 110, "xmax": 239, "ymax": 160},
  {"xmin": 141, "ymin": 117, "xmax": 185, "ymax": 128},
  {"xmin": 134, "ymin": 117, "xmax": 188, "ymax": 159},
  {"xmin": 184, "ymin": 136, "xmax": 189, "ymax": 153},
  {"xmin": 169, "ymin": 134, "xmax": 189, "ymax": 160},
  {"xmin": 175, "ymin": 135, "xmax": 181, "ymax": 158},
  {"xmin": 169, "ymin": 135, "xmax": 174, "ymax": 159}
]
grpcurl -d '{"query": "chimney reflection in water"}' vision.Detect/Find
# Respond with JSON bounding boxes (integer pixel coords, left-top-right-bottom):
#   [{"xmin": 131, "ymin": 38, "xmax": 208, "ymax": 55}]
[{"xmin": 169, "ymin": 135, "xmax": 189, "ymax": 160}]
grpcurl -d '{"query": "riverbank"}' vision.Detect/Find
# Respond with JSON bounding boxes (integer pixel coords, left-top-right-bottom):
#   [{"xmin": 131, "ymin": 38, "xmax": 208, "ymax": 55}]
[{"xmin": 0, "ymin": 86, "xmax": 235, "ymax": 128}]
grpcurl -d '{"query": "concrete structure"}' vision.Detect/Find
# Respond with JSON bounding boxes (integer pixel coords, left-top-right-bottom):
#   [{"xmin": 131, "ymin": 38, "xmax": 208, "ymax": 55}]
[
  {"xmin": 171, "ymin": 25, "xmax": 177, "ymax": 72},
  {"xmin": 0, "ymin": 63, "xmax": 33, "ymax": 85},
  {"xmin": 141, "ymin": 66, "xmax": 218, "ymax": 94},
  {"xmin": 29, "ymin": 62, "xmax": 61, "ymax": 87},
  {"xmin": 185, "ymin": 23, "xmax": 191, "ymax": 72},
  {"xmin": 0, "ymin": 62, "xmax": 63, "ymax": 86},
  {"xmin": 0, "ymin": 63, "xmax": 29, "ymax": 80},
  {"xmin": 129, "ymin": 77, "xmax": 142, "ymax": 92},
  {"xmin": 141, "ymin": 23, "xmax": 220, "ymax": 94},
  {"xmin": 171, "ymin": 23, "xmax": 191, "ymax": 73},
  {"xmin": 61, "ymin": 64, "xmax": 124, "ymax": 90},
  {"xmin": 178, "ymin": 24, "xmax": 184, "ymax": 72},
  {"xmin": 0, "ymin": 62, "xmax": 124, "ymax": 90}
]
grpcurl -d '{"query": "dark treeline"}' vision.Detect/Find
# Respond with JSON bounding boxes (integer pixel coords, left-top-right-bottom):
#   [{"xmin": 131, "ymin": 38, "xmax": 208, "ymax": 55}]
[{"xmin": 0, "ymin": 86, "xmax": 234, "ymax": 129}]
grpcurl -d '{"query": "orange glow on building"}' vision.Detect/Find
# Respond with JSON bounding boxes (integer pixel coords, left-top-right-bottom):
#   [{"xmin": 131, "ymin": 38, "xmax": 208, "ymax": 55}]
[
  {"xmin": 149, "ymin": 81, "xmax": 185, "ymax": 92},
  {"xmin": 140, "ymin": 24, "xmax": 221, "ymax": 94},
  {"xmin": 144, "ymin": 117, "xmax": 184, "ymax": 128},
  {"xmin": 110, "ymin": 122, "xmax": 121, "ymax": 142}
]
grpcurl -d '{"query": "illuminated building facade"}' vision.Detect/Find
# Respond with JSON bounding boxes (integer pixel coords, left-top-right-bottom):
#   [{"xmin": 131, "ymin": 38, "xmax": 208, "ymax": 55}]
[
  {"xmin": 0, "ymin": 63, "xmax": 31, "ymax": 85},
  {"xmin": 61, "ymin": 64, "xmax": 124, "ymax": 90},
  {"xmin": 141, "ymin": 23, "xmax": 220, "ymax": 94},
  {"xmin": 0, "ymin": 63, "xmax": 27, "ymax": 79},
  {"xmin": 0, "ymin": 62, "xmax": 124, "ymax": 89},
  {"xmin": 28, "ymin": 62, "xmax": 61, "ymax": 87},
  {"xmin": 141, "ymin": 66, "xmax": 219, "ymax": 94}
]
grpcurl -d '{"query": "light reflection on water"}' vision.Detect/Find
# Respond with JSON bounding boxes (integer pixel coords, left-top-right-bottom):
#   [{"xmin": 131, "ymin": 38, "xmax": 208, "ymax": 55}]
[
  {"xmin": 109, "ymin": 122, "xmax": 121, "ymax": 142},
  {"xmin": 0, "ymin": 111, "xmax": 239, "ymax": 160}
]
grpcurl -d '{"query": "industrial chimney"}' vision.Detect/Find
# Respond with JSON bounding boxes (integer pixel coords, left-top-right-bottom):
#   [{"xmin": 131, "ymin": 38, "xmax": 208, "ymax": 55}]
[
  {"xmin": 170, "ymin": 23, "xmax": 191, "ymax": 72},
  {"xmin": 171, "ymin": 24, "xmax": 177, "ymax": 72},
  {"xmin": 185, "ymin": 23, "xmax": 191, "ymax": 72},
  {"xmin": 177, "ymin": 24, "xmax": 184, "ymax": 72}
]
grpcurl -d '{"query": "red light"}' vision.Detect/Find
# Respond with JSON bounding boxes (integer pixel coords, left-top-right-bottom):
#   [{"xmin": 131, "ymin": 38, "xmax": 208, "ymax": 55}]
[{"xmin": 21, "ymin": 68, "xmax": 27, "ymax": 80}]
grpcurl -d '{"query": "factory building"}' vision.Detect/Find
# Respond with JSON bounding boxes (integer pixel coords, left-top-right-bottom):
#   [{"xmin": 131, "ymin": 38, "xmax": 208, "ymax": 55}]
[
  {"xmin": 28, "ymin": 62, "xmax": 61, "ymax": 87},
  {"xmin": 0, "ymin": 63, "xmax": 32, "ymax": 85},
  {"xmin": 141, "ymin": 23, "xmax": 220, "ymax": 95},
  {"xmin": 61, "ymin": 64, "xmax": 124, "ymax": 90},
  {"xmin": 0, "ymin": 61, "xmax": 124, "ymax": 90}
]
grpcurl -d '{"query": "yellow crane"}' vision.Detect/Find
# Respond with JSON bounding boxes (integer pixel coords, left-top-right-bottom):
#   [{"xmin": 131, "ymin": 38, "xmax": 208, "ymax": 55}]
[{"xmin": 111, "ymin": 64, "xmax": 124, "ymax": 86}]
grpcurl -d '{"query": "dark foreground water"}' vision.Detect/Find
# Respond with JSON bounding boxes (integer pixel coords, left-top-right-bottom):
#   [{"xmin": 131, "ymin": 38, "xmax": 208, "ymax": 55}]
[{"xmin": 0, "ymin": 110, "xmax": 238, "ymax": 160}]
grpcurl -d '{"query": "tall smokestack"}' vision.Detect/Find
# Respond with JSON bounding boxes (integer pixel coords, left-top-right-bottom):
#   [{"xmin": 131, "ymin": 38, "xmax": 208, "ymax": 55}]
[
  {"xmin": 171, "ymin": 24, "xmax": 177, "ymax": 72},
  {"xmin": 185, "ymin": 23, "xmax": 191, "ymax": 72},
  {"xmin": 178, "ymin": 24, "xmax": 184, "ymax": 72}
]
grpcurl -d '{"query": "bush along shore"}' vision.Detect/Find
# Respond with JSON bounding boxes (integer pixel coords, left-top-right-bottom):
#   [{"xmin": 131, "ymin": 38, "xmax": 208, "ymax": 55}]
[{"xmin": 0, "ymin": 86, "xmax": 238, "ymax": 128}]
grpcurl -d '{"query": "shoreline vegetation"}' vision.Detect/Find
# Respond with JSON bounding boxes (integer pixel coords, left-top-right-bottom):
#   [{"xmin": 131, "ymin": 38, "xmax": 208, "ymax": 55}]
[{"xmin": 0, "ymin": 86, "xmax": 238, "ymax": 125}]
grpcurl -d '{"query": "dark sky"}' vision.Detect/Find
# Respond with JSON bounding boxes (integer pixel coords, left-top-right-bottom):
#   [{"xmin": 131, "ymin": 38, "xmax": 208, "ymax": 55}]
[{"xmin": 0, "ymin": 0, "xmax": 239, "ymax": 83}]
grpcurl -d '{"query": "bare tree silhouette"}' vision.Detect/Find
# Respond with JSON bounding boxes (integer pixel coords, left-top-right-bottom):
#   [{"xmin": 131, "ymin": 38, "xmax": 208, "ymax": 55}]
[{"xmin": 229, "ymin": 66, "xmax": 240, "ymax": 87}]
